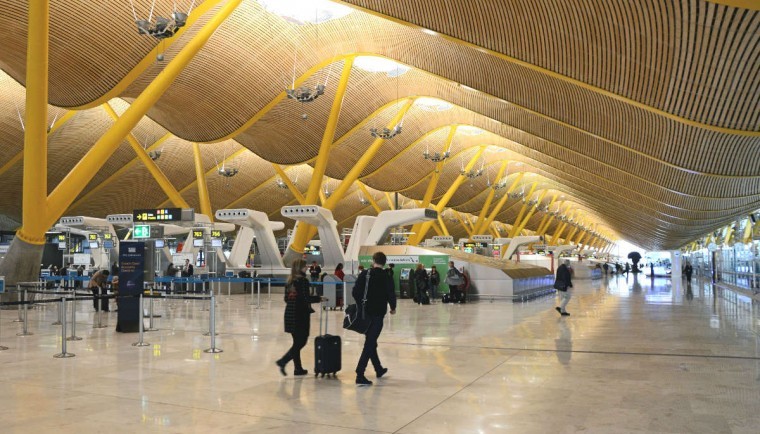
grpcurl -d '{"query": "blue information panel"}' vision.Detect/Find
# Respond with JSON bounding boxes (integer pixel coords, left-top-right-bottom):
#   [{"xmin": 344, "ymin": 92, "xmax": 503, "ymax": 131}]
[
  {"xmin": 117, "ymin": 241, "xmax": 145, "ymax": 333},
  {"xmin": 0, "ymin": 276, "xmax": 4, "ymax": 294}
]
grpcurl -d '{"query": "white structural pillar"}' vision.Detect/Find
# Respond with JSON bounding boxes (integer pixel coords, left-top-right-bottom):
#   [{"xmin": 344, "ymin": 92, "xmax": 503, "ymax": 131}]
[
  {"xmin": 281, "ymin": 206, "xmax": 346, "ymax": 271},
  {"xmin": 503, "ymin": 236, "xmax": 544, "ymax": 260},
  {"xmin": 670, "ymin": 250, "xmax": 683, "ymax": 279},
  {"xmin": 215, "ymin": 209, "xmax": 287, "ymax": 274}
]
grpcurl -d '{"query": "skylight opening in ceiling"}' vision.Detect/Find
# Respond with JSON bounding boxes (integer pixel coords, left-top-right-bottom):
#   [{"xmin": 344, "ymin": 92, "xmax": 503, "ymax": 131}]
[
  {"xmin": 256, "ymin": 0, "xmax": 354, "ymax": 25},
  {"xmin": 414, "ymin": 97, "xmax": 452, "ymax": 112},
  {"xmin": 354, "ymin": 56, "xmax": 410, "ymax": 77},
  {"xmin": 458, "ymin": 125, "xmax": 484, "ymax": 136}
]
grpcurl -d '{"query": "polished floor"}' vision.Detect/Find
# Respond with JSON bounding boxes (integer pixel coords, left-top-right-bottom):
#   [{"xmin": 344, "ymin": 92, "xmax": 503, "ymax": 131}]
[{"xmin": 1, "ymin": 275, "xmax": 759, "ymax": 433}]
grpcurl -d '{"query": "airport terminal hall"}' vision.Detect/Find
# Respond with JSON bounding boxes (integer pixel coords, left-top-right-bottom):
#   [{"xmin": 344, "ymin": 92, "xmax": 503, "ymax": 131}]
[{"xmin": 1, "ymin": 0, "xmax": 760, "ymax": 433}]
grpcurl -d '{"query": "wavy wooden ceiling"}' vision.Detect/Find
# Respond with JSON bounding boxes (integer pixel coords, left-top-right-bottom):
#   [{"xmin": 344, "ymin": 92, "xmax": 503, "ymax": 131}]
[{"xmin": 0, "ymin": 0, "xmax": 758, "ymax": 250}]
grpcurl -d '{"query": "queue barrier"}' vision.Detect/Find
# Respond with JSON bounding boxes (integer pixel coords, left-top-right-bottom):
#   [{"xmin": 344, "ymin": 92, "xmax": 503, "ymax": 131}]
[{"xmin": 0, "ymin": 283, "xmax": 216, "ymax": 358}]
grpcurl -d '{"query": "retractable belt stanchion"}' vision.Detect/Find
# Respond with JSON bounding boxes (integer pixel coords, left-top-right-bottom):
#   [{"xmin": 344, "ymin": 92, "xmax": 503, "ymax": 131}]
[
  {"xmin": 93, "ymin": 292, "xmax": 107, "ymax": 329},
  {"xmin": 17, "ymin": 285, "xmax": 33, "ymax": 336},
  {"xmin": 256, "ymin": 280, "xmax": 261, "ymax": 308},
  {"xmin": 267, "ymin": 278, "xmax": 271, "ymax": 301},
  {"xmin": 54, "ymin": 297, "xmax": 75, "ymax": 358},
  {"xmin": 227, "ymin": 279, "xmax": 231, "ymax": 298},
  {"xmin": 204, "ymin": 289, "xmax": 222, "ymax": 353},
  {"xmin": 13, "ymin": 284, "xmax": 23, "ymax": 322},
  {"xmin": 147, "ymin": 285, "xmax": 158, "ymax": 331},
  {"xmin": 52, "ymin": 290, "xmax": 62, "ymax": 325},
  {"xmin": 249, "ymin": 278, "xmax": 255, "ymax": 306},
  {"xmin": 66, "ymin": 291, "xmax": 82, "ymax": 341},
  {"xmin": 133, "ymin": 293, "xmax": 150, "ymax": 347}
]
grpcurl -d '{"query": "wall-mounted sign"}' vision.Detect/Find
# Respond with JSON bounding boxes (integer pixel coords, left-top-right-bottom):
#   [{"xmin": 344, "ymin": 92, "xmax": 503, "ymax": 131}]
[{"xmin": 133, "ymin": 225, "xmax": 151, "ymax": 239}]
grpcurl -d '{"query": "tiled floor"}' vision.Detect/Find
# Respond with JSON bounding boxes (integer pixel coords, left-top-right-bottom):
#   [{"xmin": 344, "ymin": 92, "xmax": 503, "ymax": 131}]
[{"xmin": 1, "ymin": 274, "xmax": 759, "ymax": 433}]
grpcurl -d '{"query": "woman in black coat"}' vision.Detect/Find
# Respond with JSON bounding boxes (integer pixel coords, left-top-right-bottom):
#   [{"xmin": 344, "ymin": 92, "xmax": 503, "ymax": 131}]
[{"xmin": 276, "ymin": 259, "xmax": 324, "ymax": 376}]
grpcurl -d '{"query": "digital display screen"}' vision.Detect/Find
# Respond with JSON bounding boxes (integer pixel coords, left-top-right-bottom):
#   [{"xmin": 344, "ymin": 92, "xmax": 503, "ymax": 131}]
[
  {"xmin": 57, "ymin": 235, "xmax": 66, "ymax": 241},
  {"xmin": 103, "ymin": 240, "xmax": 114, "ymax": 249},
  {"xmin": 103, "ymin": 233, "xmax": 113, "ymax": 240},
  {"xmin": 400, "ymin": 269, "xmax": 411, "ymax": 279},
  {"xmin": 133, "ymin": 208, "xmax": 182, "ymax": 222},
  {"xmin": 89, "ymin": 241, "xmax": 99, "ymax": 249},
  {"xmin": 88, "ymin": 234, "xmax": 98, "ymax": 241},
  {"xmin": 193, "ymin": 230, "xmax": 204, "ymax": 238},
  {"xmin": 210, "ymin": 230, "xmax": 222, "ymax": 238},
  {"xmin": 58, "ymin": 242, "xmax": 66, "ymax": 250},
  {"xmin": 154, "ymin": 240, "xmax": 165, "ymax": 248},
  {"xmin": 211, "ymin": 239, "xmax": 222, "ymax": 248},
  {"xmin": 193, "ymin": 239, "xmax": 204, "ymax": 247}
]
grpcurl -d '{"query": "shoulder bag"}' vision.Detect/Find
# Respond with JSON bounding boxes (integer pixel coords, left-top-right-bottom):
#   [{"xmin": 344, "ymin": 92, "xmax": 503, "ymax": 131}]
[{"xmin": 343, "ymin": 271, "xmax": 372, "ymax": 334}]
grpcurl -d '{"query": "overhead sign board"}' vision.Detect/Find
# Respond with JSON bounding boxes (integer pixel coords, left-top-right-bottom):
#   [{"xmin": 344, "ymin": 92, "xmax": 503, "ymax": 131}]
[{"xmin": 133, "ymin": 208, "xmax": 188, "ymax": 222}]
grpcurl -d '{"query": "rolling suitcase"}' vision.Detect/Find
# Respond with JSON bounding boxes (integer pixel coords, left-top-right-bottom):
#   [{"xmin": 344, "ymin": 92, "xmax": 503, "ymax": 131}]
[{"xmin": 314, "ymin": 302, "xmax": 341, "ymax": 377}]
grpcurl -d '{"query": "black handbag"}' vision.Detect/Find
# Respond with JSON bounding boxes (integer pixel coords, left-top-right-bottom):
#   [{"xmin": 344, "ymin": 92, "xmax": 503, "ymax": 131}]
[{"xmin": 343, "ymin": 271, "xmax": 372, "ymax": 334}]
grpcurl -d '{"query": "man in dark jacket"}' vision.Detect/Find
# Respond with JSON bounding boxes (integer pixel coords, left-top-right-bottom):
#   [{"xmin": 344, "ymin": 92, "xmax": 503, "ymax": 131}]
[
  {"xmin": 352, "ymin": 251, "xmax": 397, "ymax": 386},
  {"xmin": 554, "ymin": 260, "xmax": 573, "ymax": 316}
]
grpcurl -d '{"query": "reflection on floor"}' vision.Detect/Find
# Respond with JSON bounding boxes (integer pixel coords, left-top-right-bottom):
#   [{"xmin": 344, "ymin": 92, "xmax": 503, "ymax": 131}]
[{"xmin": 1, "ymin": 275, "xmax": 759, "ymax": 433}]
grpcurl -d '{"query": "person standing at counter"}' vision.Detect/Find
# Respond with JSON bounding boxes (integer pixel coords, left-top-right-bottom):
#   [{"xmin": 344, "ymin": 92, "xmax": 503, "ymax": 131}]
[{"xmin": 89, "ymin": 269, "xmax": 110, "ymax": 312}]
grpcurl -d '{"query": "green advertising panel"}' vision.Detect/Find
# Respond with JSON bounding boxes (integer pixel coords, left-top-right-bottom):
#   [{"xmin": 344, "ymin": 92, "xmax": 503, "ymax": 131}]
[{"xmin": 358, "ymin": 253, "xmax": 452, "ymax": 294}]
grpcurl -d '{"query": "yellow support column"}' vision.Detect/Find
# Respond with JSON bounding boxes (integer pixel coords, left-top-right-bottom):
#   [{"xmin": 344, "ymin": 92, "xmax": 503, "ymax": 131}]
[
  {"xmin": 437, "ymin": 215, "xmax": 450, "ymax": 236},
  {"xmin": 454, "ymin": 211, "xmax": 474, "ymax": 237},
  {"xmin": 16, "ymin": 0, "xmax": 50, "ymax": 244},
  {"xmin": 42, "ymin": 0, "xmax": 243, "ymax": 232},
  {"xmin": 408, "ymin": 145, "xmax": 486, "ymax": 244},
  {"xmin": 408, "ymin": 126, "xmax": 458, "ymax": 238},
  {"xmin": 479, "ymin": 173, "xmax": 525, "ymax": 234},
  {"xmin": 509, "ymin": 183, "xmax": 538, "ymax": 237},
  {"xmin": 102, "ymin": 103, "xmax": 189, "ymax": 208},
  {"xmin": 743, "ymin": 217, "xmax": 755, "ymax": 244},
  {"xmin": 512, "ymin": 190, "xmax": 548, "ymax": 236},
  {"xmin": 472, "ymin": 161, "xmax": 508, "ymax": 234},
  {"xmin": 272, "ymin": 164, "xmax": 306, "ymax": 204},
  {"xmin": 357, "ymin": 182, "xmax": 382, "ymax": 214},
  {"xmin": 285, "ymin": 59, "xmax": 354, "ymax": 260},
  {"xmin": 534, "ymin": 195, "xmax": 559, "ymax": 236},
  {"xmin": 288, "ymin": 100, "xmax": 414, "ymax": 258},
  {"xmin": 385, "ymin": 192, "xmax": 396, "ymax": 210},
  {"xmin": 550, "ymin": 222, "xmax": 569, "ymax": 246},
  {"xmin": 192, "ymin": 143, "xmax": 213, "ymax": 220}
]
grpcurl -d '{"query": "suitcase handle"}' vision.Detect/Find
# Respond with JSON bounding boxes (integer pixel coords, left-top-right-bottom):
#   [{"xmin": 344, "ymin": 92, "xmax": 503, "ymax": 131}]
[{"xmin": 319, "ymin": 299, "xmax": 328, "ymax": 335}]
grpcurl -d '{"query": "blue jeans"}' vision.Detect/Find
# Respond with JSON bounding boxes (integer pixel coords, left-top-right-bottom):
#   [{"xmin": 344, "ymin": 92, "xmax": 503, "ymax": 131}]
[{"xmin": 356, "ymin": 315, "xmax": 385, "ymax": 376}]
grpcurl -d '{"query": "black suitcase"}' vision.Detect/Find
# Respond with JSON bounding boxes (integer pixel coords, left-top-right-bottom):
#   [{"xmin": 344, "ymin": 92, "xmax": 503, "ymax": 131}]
[{"xmin": 314, "ymin": 302, "xmax": 341, "ymax": 377}]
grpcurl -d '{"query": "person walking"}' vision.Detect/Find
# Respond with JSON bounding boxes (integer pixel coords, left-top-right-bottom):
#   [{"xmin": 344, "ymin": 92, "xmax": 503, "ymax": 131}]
[
  {"xmin": 276, "ymin": 259, "xmax": 324, "ymax": 376},
  {"xmin": 683, "ymin": 261, "xmax": 693, "ymax": 281},
  {"xmin": 445, "ymin": 261, "xmax": 465, "ymax": 302},
  {"xmin": 353, "ymin": 251, "xmax": 397, "ymax": 386},
  {"xmin": 554, "ymin": 260, "xmax": 574, "ymax": 316},
  {"xmin": 89, "ymin": 269, "xmax": 110, "ymax": 312}
]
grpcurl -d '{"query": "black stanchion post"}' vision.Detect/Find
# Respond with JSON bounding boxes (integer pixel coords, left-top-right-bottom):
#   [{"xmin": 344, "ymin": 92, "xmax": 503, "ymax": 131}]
[
  {"xmin": 267, "ymin": 278, "xmax": 271, "ymax": 301},
  {"xmin": 17, "ymin": 286, "xmax": 33, "ymax": 336},
  {"xmin": 133, "ymin": 293, "xmax": 150, "ymax": 347},
  {"xmin": 66, "ymin": 291, "xmax": 82, "ymax": 341},
  {"xmin": 249, "ymin": 278, "xmax": 255, "ymax": 306},
  {"xmin": 204, "ymin": 290, "xmax": 222, "ymax": 353},
  {"xmin": 54, "ymin": 297, "xmax": 75, "ymax": 358}
]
